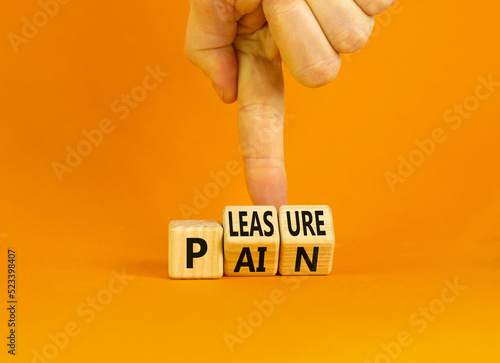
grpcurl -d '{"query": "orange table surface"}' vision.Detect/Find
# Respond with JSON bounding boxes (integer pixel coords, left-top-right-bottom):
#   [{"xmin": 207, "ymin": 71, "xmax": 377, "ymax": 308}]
[{"xmin": 1, "ymin": 1, "xmax": 499, "ymax": 362}]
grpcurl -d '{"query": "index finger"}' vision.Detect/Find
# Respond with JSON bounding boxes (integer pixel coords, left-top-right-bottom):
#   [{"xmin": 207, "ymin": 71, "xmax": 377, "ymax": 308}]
[{"xmin": 236, "ymin": 27, "xmax": 288, "ymax": 209}]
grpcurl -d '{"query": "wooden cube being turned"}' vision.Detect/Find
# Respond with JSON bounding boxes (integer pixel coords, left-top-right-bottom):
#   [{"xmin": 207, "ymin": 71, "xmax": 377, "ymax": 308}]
[
  {"xmin": 168, "ymin": 220, "xmax": 223, "ymax": 279},
  {"xmin": 222, "ymin": 206, "xmax": 280, "ymax": 276},
  {"xmin": 278, "ymin": 205, "xmax": 335, "ymax": 275}
]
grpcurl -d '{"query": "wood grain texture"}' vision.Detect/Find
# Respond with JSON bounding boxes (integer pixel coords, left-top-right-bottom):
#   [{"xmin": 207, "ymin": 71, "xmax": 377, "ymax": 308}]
[
  {"xmin": 222, "ymin": 206, "xmax": 280, "ymax": 276},
  {"xmin": 168, "ymin": 220, "xmax": 223, "ymax": 279},
  {"xmin": 278, "ymin": 205, "xmax": 335, "ymax": 275}
]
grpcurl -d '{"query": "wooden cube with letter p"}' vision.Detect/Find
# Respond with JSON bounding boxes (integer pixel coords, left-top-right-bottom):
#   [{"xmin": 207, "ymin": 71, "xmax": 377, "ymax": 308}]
[
  {"xmin": 222, "ymin": 206, "xmax": 280, "ymax": 276},
  {"xmin": 279, "ymin": 205, "xmax": 335, "ymax": 275},
  {"xmin": 168, "ymin": 220, "xmax": 223, "ymax": 279}
]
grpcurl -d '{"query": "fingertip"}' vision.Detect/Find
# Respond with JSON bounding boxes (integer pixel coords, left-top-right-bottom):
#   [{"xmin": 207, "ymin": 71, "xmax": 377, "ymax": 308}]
[
  {"xmin": 245, "ymin": 159, "xmax": 288, "ymax": 210},
  {"xmin": 220, "ymin": 87, "xmax": 238, "ymax": 104},
  {"xmin": 211, "ymin": 83, "xmax": 237, "ymax": 103},
  {"xmin": 210, "ymin": 73, "xmax": 237, "ymax": 103},
  {"xmin": 293, "ymin": 55, "xmax": 341, "ymax": 88}
]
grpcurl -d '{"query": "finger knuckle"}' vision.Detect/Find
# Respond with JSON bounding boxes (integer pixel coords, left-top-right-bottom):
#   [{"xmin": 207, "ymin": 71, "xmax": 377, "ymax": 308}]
[
  {"xmin": 295, "ymin": 56, "xmax": 341, "ymax": 88},
  {"xmin": 365, "ymin": 0, "xmax": 393, "ymax": 15},
  {"xmin": 334, "ymin": 23, "xmax": 372, "ymax": 53},
  {"xmin": 239, "ymin": 103, "xmax": 284, "ymax": 125},
  {"xmin": 268, "ymin": 1, "xmax": 302, "ymax": 23}
]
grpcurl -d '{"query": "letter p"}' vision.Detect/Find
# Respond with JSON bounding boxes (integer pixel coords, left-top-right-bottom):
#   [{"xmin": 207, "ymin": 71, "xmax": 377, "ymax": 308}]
[{"xmin": 186, "ymin": 238, "xmax": 207, "ymax": 268}]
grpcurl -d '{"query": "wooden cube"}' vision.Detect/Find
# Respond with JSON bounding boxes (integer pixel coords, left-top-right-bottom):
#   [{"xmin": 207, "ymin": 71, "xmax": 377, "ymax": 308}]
[
  {"xmin": 222, "ymin": 206, "xmax": 280, "ymax": 276},
  {"xmin": 278, "ymin": 205, "xmax": 335, "ymax": 275},
  {"xmin": 168, "ymin": 220, "xmax": 223, "ymax": 279}
]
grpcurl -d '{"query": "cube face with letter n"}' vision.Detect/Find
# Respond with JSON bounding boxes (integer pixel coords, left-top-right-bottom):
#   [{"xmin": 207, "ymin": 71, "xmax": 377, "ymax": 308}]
[
  {"xmin": 222, "ymin": 206, "xmax": 280, "ymax": 276},
  {"xmin": 168, "ymin": 220, "xmax": 223, "ymax": 279},
  {"xmin": 279, "ymin": 205, "xmax": 335, "ymax": 275}
]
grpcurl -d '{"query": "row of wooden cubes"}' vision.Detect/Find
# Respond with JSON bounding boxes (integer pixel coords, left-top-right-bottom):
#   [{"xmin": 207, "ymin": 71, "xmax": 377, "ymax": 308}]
[{"xmin": 169, "ymin": 205, "xmax": 335, "ymax": 279}]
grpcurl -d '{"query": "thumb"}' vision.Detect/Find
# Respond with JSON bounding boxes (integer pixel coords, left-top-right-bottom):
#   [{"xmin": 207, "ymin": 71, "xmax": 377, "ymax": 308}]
[
  {"xmin": 184, "ymin": 0, "xmax": 238, "ymax": 103},
  {"xmin": 236, "ymin": 28, "xmax": 288, "ymax": 209}
]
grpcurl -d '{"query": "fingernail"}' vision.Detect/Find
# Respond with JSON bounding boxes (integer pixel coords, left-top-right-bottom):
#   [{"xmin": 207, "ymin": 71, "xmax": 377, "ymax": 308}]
[{"xmin": 211, "ymin": 81, "xmax": 224, "ymax": 101}]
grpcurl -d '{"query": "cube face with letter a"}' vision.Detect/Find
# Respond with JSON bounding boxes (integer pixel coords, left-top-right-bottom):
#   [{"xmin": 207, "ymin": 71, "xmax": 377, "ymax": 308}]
[
  {"xmin": 278, "ymin": 205, "xmax": 335, "ymax": 275},
  {"xmin": 168, "ymin": 220, "xmax": 223, "ymax": 279},
  {"xmin": 222, "ymin": 206, "xmax": 280, "ymax": 276}
]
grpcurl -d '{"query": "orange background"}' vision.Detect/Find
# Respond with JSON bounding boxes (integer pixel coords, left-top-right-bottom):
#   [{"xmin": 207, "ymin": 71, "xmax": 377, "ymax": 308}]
[{"xmin": 1, "ymin": 0, "xmax": 499, "ymax": 362}]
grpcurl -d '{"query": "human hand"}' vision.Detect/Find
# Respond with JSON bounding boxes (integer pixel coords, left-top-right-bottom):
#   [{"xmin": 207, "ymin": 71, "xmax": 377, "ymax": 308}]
[{"xmin": 185, "ymin": 0, "xmax": 394, "ymax": 209}]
